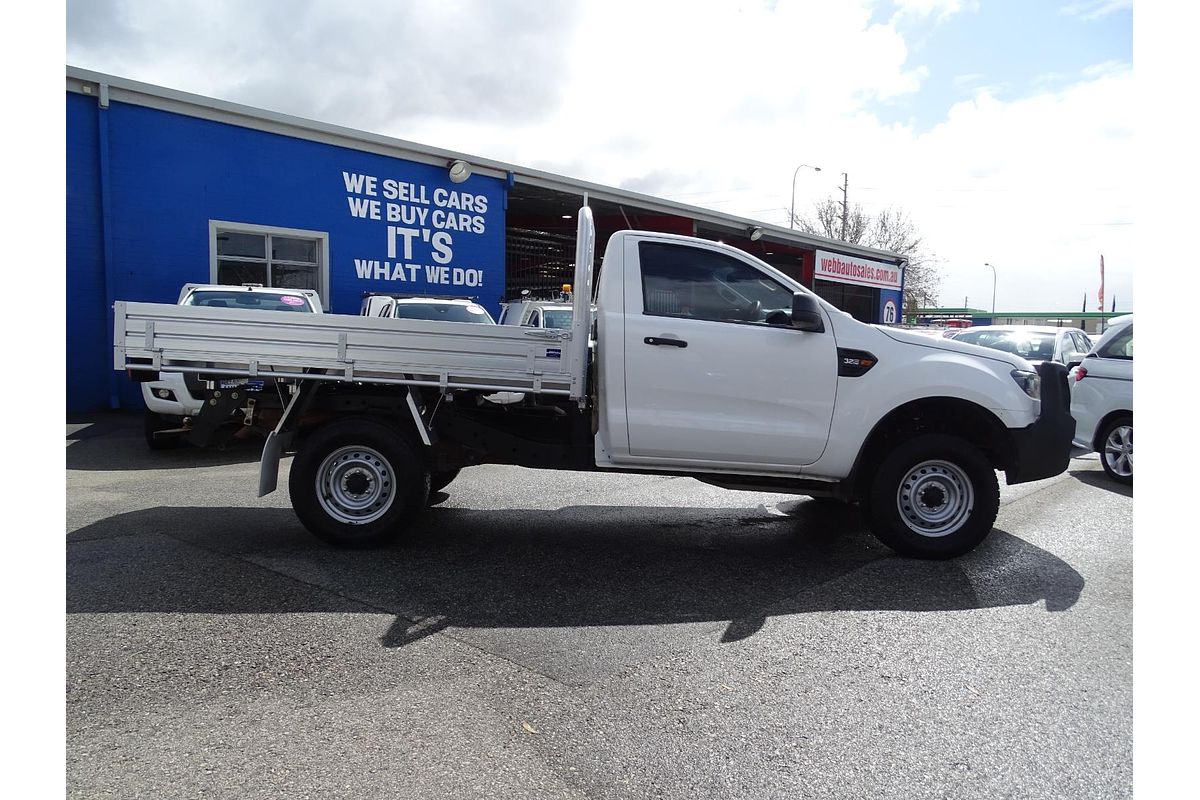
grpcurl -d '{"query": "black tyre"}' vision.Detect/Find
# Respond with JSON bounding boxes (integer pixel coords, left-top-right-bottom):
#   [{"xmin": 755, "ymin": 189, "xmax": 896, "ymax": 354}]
[
  {"xmin": 430, "ymin": 468, "xmax": 462, "ymax": 493},
  {"xmin": 1097, "ymin": 416, "xmax": 1132, "ymax": 485},
  {"xmin": 862, "ymin": 433, "xmax": 999, "ymax": 559},
  {"xmin": 288, "ymin": 417, "xmax": 430, "ymax": 548},
  {"xmin": 143, "ymin": 410, "xmax": 182, "ymax": 451}
]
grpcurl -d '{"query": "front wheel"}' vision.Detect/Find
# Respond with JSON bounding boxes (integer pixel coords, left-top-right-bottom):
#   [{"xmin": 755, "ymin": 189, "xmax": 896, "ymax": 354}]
[
  {"xmin": 1098, "ymin": 416, "xmax": 1132, "ymax": 485},
  {"xmin": 862, "ymin": 434, "xmax": 1000, "ymax": 559},
  {"xmin": 288, "ymin": 417, "xmax": 430, "ymax": 547}
]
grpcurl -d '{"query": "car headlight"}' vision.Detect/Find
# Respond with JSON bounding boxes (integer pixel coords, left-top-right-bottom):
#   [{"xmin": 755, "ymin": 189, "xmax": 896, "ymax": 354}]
[{"xmin": 1010, "ymin": 369, "xmax": 1041, "ymax": 399}]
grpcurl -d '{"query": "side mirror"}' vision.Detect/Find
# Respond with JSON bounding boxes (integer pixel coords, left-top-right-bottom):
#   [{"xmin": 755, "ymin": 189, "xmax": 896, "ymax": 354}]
[
  {"xmin": 791, "ymin": 292, "xmax": 825, "ymax": 333},
  {"xmin": 1066, "ymin": 360, "xmax": 1082, "ymax": 371}
]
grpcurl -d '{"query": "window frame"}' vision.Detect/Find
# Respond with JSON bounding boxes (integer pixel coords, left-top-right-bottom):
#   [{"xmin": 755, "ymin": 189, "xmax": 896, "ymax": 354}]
[
  {"xmin": 637, "ymin": 240, "xmax": 797, "ymax": 328},
  {"xmin": 209, "ymin": 220, "xmax": 330, "ymax": 309}
]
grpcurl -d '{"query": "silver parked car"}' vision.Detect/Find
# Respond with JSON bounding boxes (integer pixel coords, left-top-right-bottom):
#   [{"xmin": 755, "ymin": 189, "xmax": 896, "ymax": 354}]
[
  {"xmin": 949, "ymin": 325, "xmax": 1093, "ymax": 367},
  {"xmin": 1069, "ymin": 315, "xmax": 1133, "ymax": 484}
]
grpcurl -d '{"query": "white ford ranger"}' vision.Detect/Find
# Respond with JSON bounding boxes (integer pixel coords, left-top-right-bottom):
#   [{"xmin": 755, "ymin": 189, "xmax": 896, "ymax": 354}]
[{"xmin": 116, "ymin": 208, "xmax": 1074, "ymax": 558}]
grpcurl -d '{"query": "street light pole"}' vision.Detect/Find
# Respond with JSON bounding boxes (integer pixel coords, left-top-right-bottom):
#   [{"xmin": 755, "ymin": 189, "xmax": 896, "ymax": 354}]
[
  {"xmin": 789, "ymin": 164, "xmax": 821, "ymax": 229},
  {"xmin": 983, "ymin": 262, "xmax": 997, "ymax": 313}
]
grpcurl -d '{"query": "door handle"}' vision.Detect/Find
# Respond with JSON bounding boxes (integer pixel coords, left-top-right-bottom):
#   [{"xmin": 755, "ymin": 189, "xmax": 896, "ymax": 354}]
[{"xmin": 644, "ymin": 336, "xmax": 687, "ymax": 348}]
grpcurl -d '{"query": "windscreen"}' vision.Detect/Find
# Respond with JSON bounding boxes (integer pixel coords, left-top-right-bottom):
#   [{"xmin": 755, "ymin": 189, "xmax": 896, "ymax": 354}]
[
  {"xmin": 184, "ymin": 290, "xmax": 315, "ymax": 312},
  {"xmin": 391, "ymin": 303, "xmax": 494, "ymax": 323},
  {"xmin": 542, "ymin": 309, "xmax": 574, "ymax": 329},
  {"xmin": 954, "ymin": 329, "xmax": 1057, "ymax": 361}
]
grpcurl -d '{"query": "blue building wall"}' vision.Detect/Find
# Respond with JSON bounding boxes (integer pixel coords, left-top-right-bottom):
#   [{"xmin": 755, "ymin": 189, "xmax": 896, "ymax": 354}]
[
  {"xmin": 66, "ymin": 93, "xmax": 110, "ymax": 411},
  {"xmin": 66, "ymin": 93, "xmax": 508, "ymax": 411}
]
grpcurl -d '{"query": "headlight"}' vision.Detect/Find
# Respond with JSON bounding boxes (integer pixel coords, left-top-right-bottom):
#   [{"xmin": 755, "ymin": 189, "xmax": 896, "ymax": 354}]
[{"xmin": 1010, "ymin": 369, "xmax": 1040, "ymax": 399}]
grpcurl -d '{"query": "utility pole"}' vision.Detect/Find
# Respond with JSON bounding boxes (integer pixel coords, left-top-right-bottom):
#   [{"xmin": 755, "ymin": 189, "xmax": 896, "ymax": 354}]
[{"xmin": 838, "ymin": 172, "xmax": 849, "ymax": 240}]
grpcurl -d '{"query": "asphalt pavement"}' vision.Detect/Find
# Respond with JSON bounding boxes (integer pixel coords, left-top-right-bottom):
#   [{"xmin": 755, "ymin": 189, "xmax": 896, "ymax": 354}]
[{"xmin": 66, "ymin": 412, "xmax": 1132, "ymax": 799}]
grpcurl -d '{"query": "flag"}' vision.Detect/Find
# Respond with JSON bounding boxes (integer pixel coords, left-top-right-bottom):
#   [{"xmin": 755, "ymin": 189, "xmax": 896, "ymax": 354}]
[
  {"xmin": 1082, "ymin": 292, "xmax": 1087, "ymax": 313},
  {"xmin": 1098, "ymin": 255, "xmax": 1105, "ymax": 312},
  {"xmin": 1111, "ymin": 295, "xmax": 1116, "ymax": 313}
]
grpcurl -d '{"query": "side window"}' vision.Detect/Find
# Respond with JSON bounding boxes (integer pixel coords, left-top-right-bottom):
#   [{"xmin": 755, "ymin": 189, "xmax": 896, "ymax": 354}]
[
  {"xmin": 212, "ymin": 222, "xmax": 328, "ymax": 308},
  {"xmin": 638, "ymin": 241, "xmax": 791, "ymax": 324},
  {"xmin": 1098, "ymin": 326, "xmax": 1133, "ymax": 360},
  {"xmin": 526, "ymin": 309, "xmax": 541, "ymax": 328},
  {"xmin": 1071, "ymin": 332, "xmax": 1092, "ymax": 357}
]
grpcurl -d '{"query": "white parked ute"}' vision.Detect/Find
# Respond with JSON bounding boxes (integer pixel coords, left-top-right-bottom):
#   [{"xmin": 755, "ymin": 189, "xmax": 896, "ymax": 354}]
[
  {"xmin": 498, "ymin": 290, "xmax": 576, "ymax": 330},
  {"xmin": 116, "ymin": 208, "xmax": 1074, "ymax": 558},
  {"xmin": 141, "ymin": 283, "xmax": 323, "ymax": 448}
]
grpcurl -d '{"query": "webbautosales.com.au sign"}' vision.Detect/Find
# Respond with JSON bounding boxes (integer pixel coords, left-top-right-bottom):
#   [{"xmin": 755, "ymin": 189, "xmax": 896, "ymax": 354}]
[{"xmin": 815, "ymin": 249, "xmax": 902, "ymax": 290}]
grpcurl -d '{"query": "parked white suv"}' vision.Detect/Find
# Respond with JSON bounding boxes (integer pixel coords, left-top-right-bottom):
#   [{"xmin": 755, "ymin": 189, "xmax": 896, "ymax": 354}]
[
  {"xmin": 142, "ymin": 284, "xmax": 323, "ymax": 449},
  {"xmin": 1069, "ymin": 314, "xmax": 1133, "ymax": 484},
  {"xmin": 360, "ymin": 294, "xmax": 496, "ymax": 324}
]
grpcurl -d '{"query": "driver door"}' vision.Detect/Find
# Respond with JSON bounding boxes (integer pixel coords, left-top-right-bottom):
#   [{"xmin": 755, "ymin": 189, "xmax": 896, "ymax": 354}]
[{"xmin": 621, "ymin": 238, "xmax": 837, "ymax": 470}]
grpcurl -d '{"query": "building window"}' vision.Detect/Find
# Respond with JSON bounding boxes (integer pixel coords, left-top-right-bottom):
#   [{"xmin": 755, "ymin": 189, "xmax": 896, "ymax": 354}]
[
  {"xmin": 209, "ymin": 221, "xmax": 329, "ymax": 308},
  {"xmin": 813, "ymin": 279, "xmax": 878, "ymax": 323}
]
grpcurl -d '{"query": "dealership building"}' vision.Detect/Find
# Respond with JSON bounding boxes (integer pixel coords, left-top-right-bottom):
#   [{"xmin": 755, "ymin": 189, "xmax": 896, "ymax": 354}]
[{"xmin": 66, "ymin": 66, "xmax": 906, "ymax": 412}]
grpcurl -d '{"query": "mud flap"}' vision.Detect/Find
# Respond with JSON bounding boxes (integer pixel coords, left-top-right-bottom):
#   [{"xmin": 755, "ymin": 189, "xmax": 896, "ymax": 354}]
[
  {"xmin": 258, "ymin": 431, "xmax": 283, "ymax": 497},
  {"xmin": 257, "ymin": 380, "xmax": 312, "ymax": 497}
]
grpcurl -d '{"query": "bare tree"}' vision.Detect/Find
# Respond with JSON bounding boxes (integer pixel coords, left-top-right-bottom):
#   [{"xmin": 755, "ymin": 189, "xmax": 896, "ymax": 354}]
[{"xmin": 793, "ymin": 198, "xmax": 941, "ymax": 316}]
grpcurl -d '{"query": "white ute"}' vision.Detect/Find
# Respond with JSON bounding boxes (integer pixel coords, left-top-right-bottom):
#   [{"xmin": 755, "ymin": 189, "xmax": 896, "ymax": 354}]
[
  {"xmin": 115, "ymin": 208, "xmax": 1075, "ymax": 558},
  {"xmin": 141, "ymin": 283, "xmax": 323, "ymax": 449}
]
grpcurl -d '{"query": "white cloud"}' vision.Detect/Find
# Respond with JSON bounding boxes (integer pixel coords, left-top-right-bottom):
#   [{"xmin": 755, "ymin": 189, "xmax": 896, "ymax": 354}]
[
  {"xmin": 1061, "ymin": 1, "xmax": 1133, "ymax": 22},
  {"xmin": 891, "ymin": 0, "xmax": 973, "ymax": 21}
]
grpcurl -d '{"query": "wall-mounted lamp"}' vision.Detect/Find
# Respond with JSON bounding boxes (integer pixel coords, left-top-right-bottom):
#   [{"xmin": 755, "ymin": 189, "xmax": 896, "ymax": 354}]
[
  {"xmin": 748, "ymin": 226, "xmax": 765, "ymax": 242},
  {"xmin": 447, "ymin": 159, "xmax": 472, "ymax": 183}
]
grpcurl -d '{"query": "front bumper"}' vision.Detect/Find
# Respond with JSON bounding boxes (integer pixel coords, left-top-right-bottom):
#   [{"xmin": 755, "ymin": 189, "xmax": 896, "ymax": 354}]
[
  {"xmin": 1005, "ymin": 361, "xmax": 1076, "ymax": 485},
  {"xmin": 141, "ymin": 371, "xmax": 204, "ymax": 416}
]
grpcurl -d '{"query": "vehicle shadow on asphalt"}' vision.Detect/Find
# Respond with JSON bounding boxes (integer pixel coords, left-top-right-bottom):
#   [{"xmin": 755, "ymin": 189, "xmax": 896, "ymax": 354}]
[
  {"xmin": 66, "ymin": 412, "xmax": 263, "ymax": 471},
  {"xmin": 67, "ymin": 500, "xmax": 1085, "ymax": 649},
  {"xmin": 1069, "ymin": 468, "xmax": 1133, "ymax": 498}
]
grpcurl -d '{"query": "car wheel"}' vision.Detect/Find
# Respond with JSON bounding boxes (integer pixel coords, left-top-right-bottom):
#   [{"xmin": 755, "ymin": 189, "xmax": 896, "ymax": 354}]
[
  {"xmin": 143, "ymin": 410, "xmax": 182, "ymax": 450},
  {"xmin": 288, "ymin": 417, "xmax": 429, "ymax": 547},
  {"xmin": 862, "ymin": 433, "xmax": 1000, "ymax": 559},
  {"xmin": 1098, "ymin": 416, "xmax": 1132, "ymax": 485}
]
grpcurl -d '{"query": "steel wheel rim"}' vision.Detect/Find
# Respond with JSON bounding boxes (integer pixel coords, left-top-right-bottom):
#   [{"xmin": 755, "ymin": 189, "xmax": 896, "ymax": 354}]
[
  {"xmin": 896, "ymin": 459, "xmax": 975, "ymax": 538},
  {"xmin": 316, "ymin": 445, "xmax": 395, "ymax": 525},
  {"xmin": 1103, "ymin": 424, "xmax": 1133, "ymax": 477}
]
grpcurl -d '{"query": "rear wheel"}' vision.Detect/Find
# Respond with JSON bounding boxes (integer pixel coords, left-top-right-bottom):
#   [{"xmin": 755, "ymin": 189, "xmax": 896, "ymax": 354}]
[
  {"xmin": 143, "ymin": 410, "xmax": 182, "ymax": 450},
  {"xmin": 288, "ymin": 417, "xmax": 429, "ymax": 547},
  {"xmin": 862, "ymin": 433, "xmax": 999, "ymax": 559},
  {"xmin": 1098, "ymin": 416, "xmax": 1132, "ymax": 485}
]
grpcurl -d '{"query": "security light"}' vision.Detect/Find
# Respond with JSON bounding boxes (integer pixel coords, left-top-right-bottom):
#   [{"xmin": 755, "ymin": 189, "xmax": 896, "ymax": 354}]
[{"xmin": 447, "ymin": 159, "xmax": 472, "ymax": 183}]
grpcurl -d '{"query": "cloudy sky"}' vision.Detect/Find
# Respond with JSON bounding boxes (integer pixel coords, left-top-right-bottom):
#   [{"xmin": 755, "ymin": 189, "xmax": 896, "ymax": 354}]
[{"xmin": 65, "ymin": 0, "xmax": 1133, "ymax": 312}]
